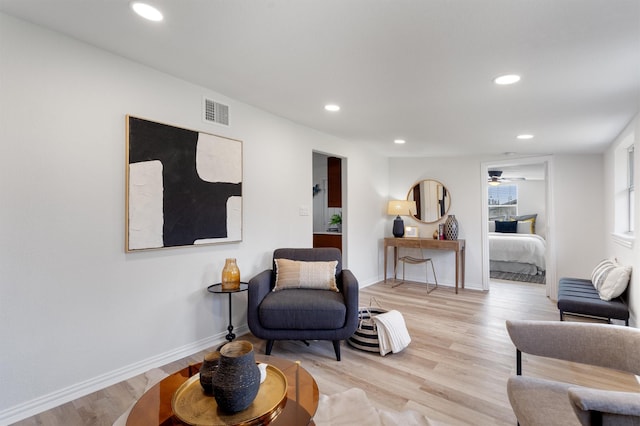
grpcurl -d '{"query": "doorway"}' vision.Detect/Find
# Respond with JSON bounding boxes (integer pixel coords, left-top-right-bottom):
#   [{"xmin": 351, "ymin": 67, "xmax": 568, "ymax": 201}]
[
  {"xmin": 481, "ymin": 156, "xmax": 556, "ymax": 298},
  {"xmin": 312, "ymin": 152, "xmax": 346, "ymax": 261}
]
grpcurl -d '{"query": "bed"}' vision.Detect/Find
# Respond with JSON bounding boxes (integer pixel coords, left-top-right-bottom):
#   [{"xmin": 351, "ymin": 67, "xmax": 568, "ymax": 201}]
[{"xmin": 489, "ymin": 226, "xmax": 546, "ymax": 276}]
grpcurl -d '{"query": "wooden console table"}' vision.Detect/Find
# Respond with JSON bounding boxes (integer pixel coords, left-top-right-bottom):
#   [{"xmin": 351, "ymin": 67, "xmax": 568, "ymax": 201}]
[{"xmin": 384, "ymin": 237, "xmax": 466, "ymax": 293}]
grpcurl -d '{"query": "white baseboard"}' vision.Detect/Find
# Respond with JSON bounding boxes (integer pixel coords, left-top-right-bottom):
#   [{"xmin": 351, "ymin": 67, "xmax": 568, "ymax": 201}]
[{"xmin": 0, "ymin": 325, "xmax": 249, "ymax": 425}]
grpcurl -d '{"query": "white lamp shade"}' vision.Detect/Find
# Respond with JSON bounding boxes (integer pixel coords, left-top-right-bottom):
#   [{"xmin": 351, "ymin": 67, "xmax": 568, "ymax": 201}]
[{"xmin": 387, "ymin": 200, "xmax": 417, "ymax": 216}]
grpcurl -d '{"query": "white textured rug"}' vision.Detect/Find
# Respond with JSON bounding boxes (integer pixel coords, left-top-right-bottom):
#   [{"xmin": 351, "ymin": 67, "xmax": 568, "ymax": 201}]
[{"xmin": 313, "ymin": 388, "xmax": 431, "ymax": 426}]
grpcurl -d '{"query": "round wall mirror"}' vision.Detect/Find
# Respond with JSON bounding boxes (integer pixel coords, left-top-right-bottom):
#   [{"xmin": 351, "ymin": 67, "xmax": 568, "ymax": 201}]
[{"xmin": 407, "ymin": 179, "xmax": 451, "ymax": 223}]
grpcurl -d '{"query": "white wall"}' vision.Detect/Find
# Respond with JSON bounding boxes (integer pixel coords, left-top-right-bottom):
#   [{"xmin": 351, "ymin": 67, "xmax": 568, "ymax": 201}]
[
  {"xmin": 516, "ymin": 179, "xmax": 546, "ymax": 238},
  {"xmin": 604, "ymin": 113, "xmax": 640, "ymax": 326},
  {"xmin": 388, "ymin": 154, "xmax": 605, "ymax": 292},
  {"xmin": 312, "ymin": 152, "xmax": 329, "ymax": 232},
  {"xmin": 553, "ymin": 155, "xmax": 606, "ymax": 279},
  {"xmin": 0, "ymin": 13, "xmax": 387, "ymax": 422}
]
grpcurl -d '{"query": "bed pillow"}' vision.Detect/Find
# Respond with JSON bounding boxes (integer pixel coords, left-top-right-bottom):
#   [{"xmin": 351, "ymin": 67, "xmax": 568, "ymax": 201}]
[
  {"xmin": 516, "ymin": 221, "xmax": 534, "ymax": 234},
  {"xmin": 591, "ymin": 259, "xmax": 632, "ymax": 301},
  {"xmin": 495, "ymin": 220, "xmax": 518, "ymax": 233},
  {"xmin": 273, "ymin": 258, "xmax": 339, "ymax": 292},
  {"xmin": 514, "ymin": 214, "xmax": 537, "ymax": 233}
]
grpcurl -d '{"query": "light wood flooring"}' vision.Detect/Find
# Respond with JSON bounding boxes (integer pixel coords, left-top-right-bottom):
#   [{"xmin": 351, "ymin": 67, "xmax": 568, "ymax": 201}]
[{"xmin": 13, "ymin": 280, "xmax": 640, "ymax": 425}]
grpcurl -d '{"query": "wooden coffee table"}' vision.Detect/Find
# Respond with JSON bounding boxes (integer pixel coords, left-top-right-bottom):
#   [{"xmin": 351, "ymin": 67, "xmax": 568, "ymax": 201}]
[{"xmin": 126, "ymin": 355, "xmax": 319, "ymax": 425}]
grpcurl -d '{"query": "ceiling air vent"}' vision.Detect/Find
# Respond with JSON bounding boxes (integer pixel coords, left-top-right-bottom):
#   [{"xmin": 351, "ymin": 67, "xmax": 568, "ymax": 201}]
[{"xmin": 203, "ymin": 98, "xmax": 230, "ymax": 126}]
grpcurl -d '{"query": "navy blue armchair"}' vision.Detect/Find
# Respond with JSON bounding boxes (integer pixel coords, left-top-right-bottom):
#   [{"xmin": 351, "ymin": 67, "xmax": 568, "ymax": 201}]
[{"xmin": 247, "ymin": 248, "xmax": 359, "ymax": 361}]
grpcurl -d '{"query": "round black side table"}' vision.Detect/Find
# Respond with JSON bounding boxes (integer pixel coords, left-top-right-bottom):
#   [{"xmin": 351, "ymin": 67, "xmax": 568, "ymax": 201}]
[{"xmin": 207, "ymin": 283, "xmax": 249, "ymax": 343}]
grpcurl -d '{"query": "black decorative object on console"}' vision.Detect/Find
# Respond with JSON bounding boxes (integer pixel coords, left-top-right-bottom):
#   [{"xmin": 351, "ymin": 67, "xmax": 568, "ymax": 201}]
[{"xmin": 393, "ymin": 215, "xmax": 405, "ymax": 238}]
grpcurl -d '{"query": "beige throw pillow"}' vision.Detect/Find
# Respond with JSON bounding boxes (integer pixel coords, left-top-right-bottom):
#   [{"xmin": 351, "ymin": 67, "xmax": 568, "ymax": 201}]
[
  {"xmin": 591, "ymin": 258, "xmax": 632, "ymax": 301},
  {"xmin": 591, "ymin": 259, "xmax": 614, "ymax": 290},
  {"xmin": 274, "ymin": 259, "xmax": 339, "ymax": 292},
  {"xmin": 598, "ymin": 264, "xmax": 632, "ymax": 301}
]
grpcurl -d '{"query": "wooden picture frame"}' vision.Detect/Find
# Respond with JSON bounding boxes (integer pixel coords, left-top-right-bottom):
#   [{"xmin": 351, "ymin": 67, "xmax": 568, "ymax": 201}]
[
  {"xmin": 404, "ymin": 226, "xmax": 419, "ymax": 238},
  {"xmin": 125, "ymin": 116, "xmax": 242, "ymax": 251}
]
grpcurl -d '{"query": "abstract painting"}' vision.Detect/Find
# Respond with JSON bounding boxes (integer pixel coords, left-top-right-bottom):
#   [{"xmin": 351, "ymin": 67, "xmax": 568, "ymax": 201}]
[{"xmin": 126, "ymin": 116, "xmax": 242, "ymax": 251}]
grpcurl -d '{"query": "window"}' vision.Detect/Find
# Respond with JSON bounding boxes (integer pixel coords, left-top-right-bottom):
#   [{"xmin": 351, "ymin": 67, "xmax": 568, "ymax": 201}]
[
  {"xmin": 613, "ymin": 134, "xmax": 635, "ymax": 246},
  {"xmin": 628, "ymin": 145, "xmax": 635, "ymax": 234},
  {"xmin": 488, "ymin": 184, "xmax": 518, "ymax": 220}
]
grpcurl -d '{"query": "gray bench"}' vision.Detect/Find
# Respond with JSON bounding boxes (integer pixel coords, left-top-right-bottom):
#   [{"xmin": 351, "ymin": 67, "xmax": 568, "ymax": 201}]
[{"xmin": 557, "ymin": 277, "xmax": 629, "ymax": 326}]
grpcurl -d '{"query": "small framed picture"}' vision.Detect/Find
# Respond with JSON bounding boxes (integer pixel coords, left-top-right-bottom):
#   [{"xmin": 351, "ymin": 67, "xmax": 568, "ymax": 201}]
[{"xmin": 404, "ymin": 226, "xmax": 419, "ymax": 238}]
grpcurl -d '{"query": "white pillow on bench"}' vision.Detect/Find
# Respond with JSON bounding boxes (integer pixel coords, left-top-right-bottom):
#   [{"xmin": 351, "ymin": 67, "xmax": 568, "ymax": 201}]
[{"xmin": 591, "ymin": 259, "xmax": 632, "ymax": 301}]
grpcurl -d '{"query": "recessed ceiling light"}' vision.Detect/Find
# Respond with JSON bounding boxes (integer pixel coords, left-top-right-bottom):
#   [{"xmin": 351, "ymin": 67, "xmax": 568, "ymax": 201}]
[
  {"xmin": 517, "ymin": 134, "xmax": 534, "ymax": 140},
  {"xmin": 394, "ymin": 139, "xmax": 406, "ymax": 144},
  {"xmin": 494, "ymin": 74, "xmax": 521, "ymax": 85},
  {"xmin": 324, "ymin": 104, "xmax": 340, "ymax": 112},
  {"xmin": 131, "ymin": 2, "xmax": 163, "ymax": 22}
]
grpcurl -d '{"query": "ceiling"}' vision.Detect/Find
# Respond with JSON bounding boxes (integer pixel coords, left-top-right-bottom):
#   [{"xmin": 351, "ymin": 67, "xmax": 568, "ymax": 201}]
[{"xmin": 2, "ymin": 0, "xmax": 639, "ymax": 158}]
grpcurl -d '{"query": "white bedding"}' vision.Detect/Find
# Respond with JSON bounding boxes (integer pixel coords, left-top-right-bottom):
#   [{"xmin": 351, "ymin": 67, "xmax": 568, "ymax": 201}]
[{"xmin": 489, "ymin": 232, "xmax": 546, "ymax": 271}]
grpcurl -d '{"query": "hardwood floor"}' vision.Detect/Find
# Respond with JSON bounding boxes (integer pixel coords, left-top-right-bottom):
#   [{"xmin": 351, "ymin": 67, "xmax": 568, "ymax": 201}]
[{"xmin": 14, "ymin": 280, "xmax": 640, "ymax": 425}]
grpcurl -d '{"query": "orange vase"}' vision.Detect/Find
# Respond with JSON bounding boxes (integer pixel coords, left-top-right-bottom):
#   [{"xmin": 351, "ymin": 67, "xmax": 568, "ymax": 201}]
[{"xmin": 221, "ymin": 258, "xmax": 240, "ymax": 290}]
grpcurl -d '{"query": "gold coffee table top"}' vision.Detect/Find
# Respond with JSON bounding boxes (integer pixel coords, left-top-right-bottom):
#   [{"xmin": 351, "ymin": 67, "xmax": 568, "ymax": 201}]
[
  {"xmin": 126, "ymin": 355, "xmax": 319, "ymax": 426},
  {"xmin": 172, "ymin": 365, "xmax": 287, "ymax": 425}
]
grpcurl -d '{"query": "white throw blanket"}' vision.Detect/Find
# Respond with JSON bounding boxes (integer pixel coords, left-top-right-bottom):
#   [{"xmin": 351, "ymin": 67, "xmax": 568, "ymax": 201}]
[{"xmin": 372, "ymin": 310, "xmax": 411, "ymax": 356}]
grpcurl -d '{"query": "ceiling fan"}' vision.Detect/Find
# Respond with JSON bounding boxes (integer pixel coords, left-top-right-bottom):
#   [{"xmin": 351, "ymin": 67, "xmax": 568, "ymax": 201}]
[{"xmin": 487, "ymin": 170, "xmax": 526, "ymax": 186}]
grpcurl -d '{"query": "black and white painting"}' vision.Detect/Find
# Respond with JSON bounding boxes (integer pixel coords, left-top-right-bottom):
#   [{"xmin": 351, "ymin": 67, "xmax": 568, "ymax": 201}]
[{"xmin": 126, "ymin": 116, "xmax": 242, "ymax": 251}]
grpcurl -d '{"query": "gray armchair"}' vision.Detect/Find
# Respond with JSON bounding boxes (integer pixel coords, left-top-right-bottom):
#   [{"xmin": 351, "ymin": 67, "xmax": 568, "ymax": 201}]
[
  {"xmin": 247, "ymin": 248, "xmax": 359, "ymax": 361},
  {"xmin": 506, "ymin": 319, "xmax": 640, "ymax": 425}
]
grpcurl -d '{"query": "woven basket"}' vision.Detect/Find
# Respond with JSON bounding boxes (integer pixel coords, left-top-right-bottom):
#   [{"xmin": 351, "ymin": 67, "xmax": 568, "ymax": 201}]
[
  {"xmin": 212, "ymin": 341, "xmax": 260, "ymax": 413},
  {"xmin": 347, "ymin": 307, "xmax": 387, "ymax": 353},
  {"xmin": 199, "ymin": 350, "xmax": 221, "ymax": 394}
]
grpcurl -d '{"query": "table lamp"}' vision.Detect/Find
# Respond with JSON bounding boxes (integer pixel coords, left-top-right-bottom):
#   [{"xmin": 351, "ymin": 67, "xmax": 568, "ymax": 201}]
[{"xmin": 387, "ymin": 200, "xmax": 417, "ymax": 237}]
